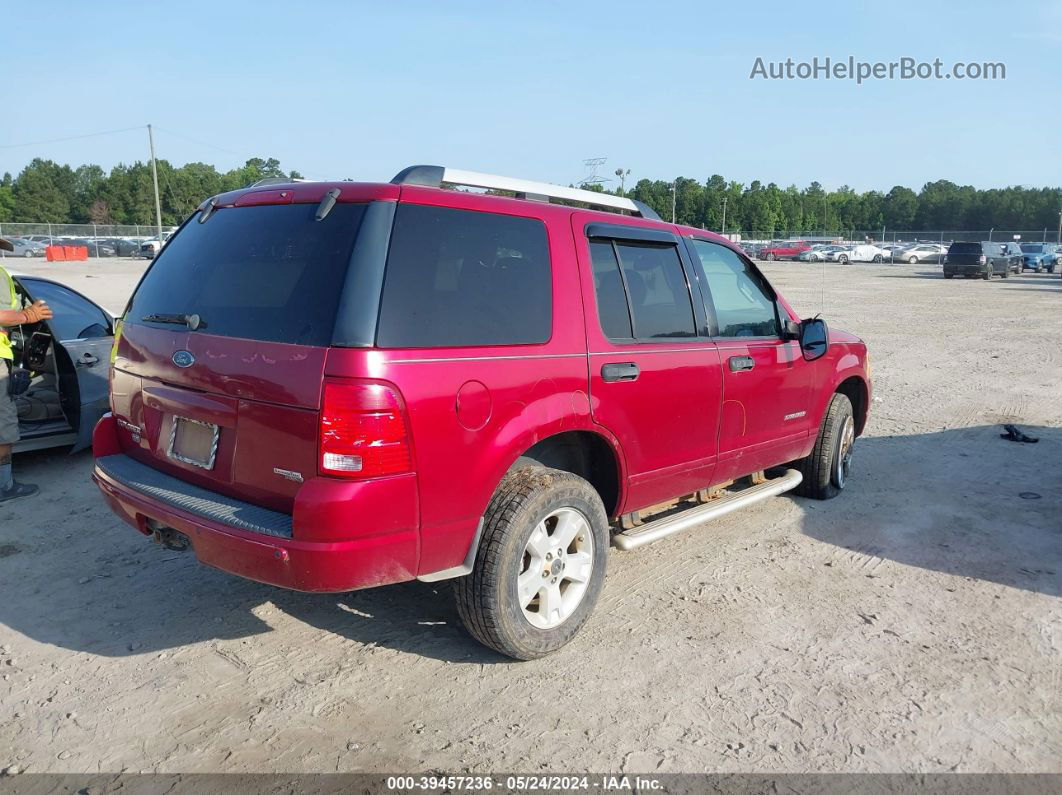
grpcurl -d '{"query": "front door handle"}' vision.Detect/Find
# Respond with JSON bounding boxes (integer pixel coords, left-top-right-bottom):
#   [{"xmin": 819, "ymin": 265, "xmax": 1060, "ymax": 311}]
[
  {"xmin": 76, "ymin": 353, "xmax": 100, "ymax": 368},
  {"xmin": 728, "ymin": 355, "xmax": 755, "ymax": 372},
  {"xmin": 601, "ymin": 362, "xmax": 639, "ymax": 383}
]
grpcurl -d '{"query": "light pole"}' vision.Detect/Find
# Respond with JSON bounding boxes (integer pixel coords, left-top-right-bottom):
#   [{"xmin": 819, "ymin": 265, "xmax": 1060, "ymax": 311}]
[
  {"xmin": 147, "ymin": 124, "xmax": 163, "ymax": 244},
  {"xmin": 721, "ymin": 197, "xmax": 728, "ymax": 236},
  {"xmin": 614, "ymin": 168, "xmax": 630, "ymax": 195},
  {"xmin": 1057, "ymin": 208, "xmax": 1061, "ymax": 244},
  {"xmin": 671, "ymin": 180, "xmax": 677, "ymax": 223}
]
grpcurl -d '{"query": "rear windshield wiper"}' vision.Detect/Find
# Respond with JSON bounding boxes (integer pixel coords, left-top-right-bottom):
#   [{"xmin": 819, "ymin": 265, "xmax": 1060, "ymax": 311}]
[{"xmin": 142, "ymin": 312, "xmax": 206, "ymax": 330}]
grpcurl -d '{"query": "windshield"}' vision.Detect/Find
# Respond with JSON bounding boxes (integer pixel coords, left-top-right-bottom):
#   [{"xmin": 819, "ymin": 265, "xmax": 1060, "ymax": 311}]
[{"xmin": 128, "ymin": 203, "xmax": 365, "ymax": 346}]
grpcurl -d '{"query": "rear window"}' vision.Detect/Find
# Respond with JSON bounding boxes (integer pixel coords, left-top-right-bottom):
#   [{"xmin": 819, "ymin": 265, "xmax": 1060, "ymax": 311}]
[
  {"xmin": 1020, "ymin": 244, "xmax": 1043, "ymax": 253},
  {"xmin": 949, "ymin": 242, "xmax": 983, "ymax": 254},
  {"xmin": 128, "ymin": 203, "xmax": 365, "ymax": 346},
  {"xmin": 375, "ymin": 205, "xmax": 551, "ymax": 348}
]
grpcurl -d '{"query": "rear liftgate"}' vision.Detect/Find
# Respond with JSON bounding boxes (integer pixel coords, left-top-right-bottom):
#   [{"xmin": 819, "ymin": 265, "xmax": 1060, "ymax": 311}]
[{"xmin": 611, "ymin": 469, "xmax": 803, "ymax": 551}]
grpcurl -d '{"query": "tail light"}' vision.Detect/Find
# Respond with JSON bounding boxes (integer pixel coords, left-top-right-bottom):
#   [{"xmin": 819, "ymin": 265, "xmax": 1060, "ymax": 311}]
[
  {"xmin": 319, "ymin": 381, "xmax": 412, "ymax": 479},
  {"xmin": 978, "ymin": 255, "xmax": 987, "ymax": 264}
]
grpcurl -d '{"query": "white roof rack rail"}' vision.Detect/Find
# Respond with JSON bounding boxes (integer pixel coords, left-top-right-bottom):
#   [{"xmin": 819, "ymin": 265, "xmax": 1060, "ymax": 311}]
[{"xmin": 390, "ymin": 165, "xmax": 661, "ymax": 220}]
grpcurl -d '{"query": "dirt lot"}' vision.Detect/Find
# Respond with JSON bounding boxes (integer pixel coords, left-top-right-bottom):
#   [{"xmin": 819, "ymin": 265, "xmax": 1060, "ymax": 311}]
[{"xmin": 1, "ymin": 257, "xmax": 1059, "ymax": 775}]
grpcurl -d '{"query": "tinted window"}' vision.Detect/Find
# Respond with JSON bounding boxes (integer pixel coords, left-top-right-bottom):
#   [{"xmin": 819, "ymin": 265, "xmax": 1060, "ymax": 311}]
[
  {"xmin": 949, "ymin": 242, "xmax": 983, "ymax": 254},
  {"xmin": 376, "ymin": 205, "xmax": 551, "ymax": 348},
  {"xmin": 1020, "ymin": 244, "xmax": 1043, "ymax": 253},
  {"xmin": 20, "ymin": 278, "xmax": 111, "ymax": 340},
  {"xmin": 590, "ymin": 241, "xmax": 633, "ymax": 339},
  {"xmin": 613, "ymin": 243, "xmax": 696, "ymax": 339},
  {"xmin": 689, "ymin": 240, "xmax": 780, "ymax": 338},
  {"xmin": 129, "ymin": 203, "xmax": 365, "ymax": 346}
]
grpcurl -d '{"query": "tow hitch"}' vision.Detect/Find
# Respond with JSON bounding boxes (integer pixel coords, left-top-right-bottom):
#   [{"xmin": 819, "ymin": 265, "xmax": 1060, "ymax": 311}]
[{"xmin": 150, "ymin": 523, "xmax": 192, "ymax": 552}]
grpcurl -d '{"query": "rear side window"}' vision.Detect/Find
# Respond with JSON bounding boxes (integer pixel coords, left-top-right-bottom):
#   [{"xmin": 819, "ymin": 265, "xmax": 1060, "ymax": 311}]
[
  {"xmin": 376, "ymin": 205, "xmax": 551, "ymax": 348},
  {"xmin": 128, "ymin": 203, "xmax": 365, "ymax": 346},
  {"xmin": 590, "ymin": 240, "xmax": 696, "ymax": 340}
]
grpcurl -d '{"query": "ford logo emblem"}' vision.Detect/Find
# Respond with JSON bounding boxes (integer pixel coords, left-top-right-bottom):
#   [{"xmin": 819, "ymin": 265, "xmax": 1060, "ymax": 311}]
[{"xmin": 172, "ymin": 351, "xmax": 195, "ymax": 368}]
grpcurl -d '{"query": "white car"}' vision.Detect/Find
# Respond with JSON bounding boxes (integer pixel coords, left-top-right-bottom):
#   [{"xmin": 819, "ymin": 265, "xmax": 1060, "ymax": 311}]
[{"xmin": 831, "ymin": 244, "xmax": 887, "ymax": 264}]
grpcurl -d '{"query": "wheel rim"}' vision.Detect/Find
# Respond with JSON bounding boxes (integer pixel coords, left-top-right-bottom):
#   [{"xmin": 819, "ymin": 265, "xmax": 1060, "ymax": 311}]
[
  {"xmin": 833, "ymin": 416, "xmax": 855, "ymax": 489},
  {"xmin": 518, "ymin": 507, "xmax": 594, "ymax": 630}
]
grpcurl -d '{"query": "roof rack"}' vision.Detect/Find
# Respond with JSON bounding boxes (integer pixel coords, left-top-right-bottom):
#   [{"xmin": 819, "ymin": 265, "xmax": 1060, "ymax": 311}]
[
  {"xmin": 248, "ymin": 177, "xmax": 313, "ymax": 187},
  {"xmin": 390, "ymin": 165, "xmax": 661, "ymax": 221}
]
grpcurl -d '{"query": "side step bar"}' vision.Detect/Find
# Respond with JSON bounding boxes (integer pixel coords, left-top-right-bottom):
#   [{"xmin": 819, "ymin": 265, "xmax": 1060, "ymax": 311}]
[{"xmin": 612, "ymin": 469, "xmax": 803, "ymax": 551}]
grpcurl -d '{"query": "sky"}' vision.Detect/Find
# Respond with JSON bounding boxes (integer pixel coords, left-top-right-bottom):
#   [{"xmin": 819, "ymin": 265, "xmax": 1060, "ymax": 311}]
[{"xmin": 2, "ymin": 0, "xmax": 1060, "ymax": 193}]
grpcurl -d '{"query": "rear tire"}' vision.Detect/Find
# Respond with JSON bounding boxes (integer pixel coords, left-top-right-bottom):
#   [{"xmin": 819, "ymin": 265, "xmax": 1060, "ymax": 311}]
[
  {"xmin": 1002, "ymin": 267, "xmax": 1009, "ymax": 279},
  {"xmin": 792, "ymin": 393, "xmax": 855, "ymax": 501},
  {"xmin": 765, "ymin": 253, "xmax": 775, "ymax": 261},
  {"xmin": 983, "ymin": 272, "xmax": 992, "ymax": 280},
  {"xmin": 944, "ymin": 273, "xmax": 954, "ymax": 279},
  {"xmin": 908, "ymin": 256, "xmax": 918, "ymax": 264},
  {"xmin": 453, "ymin": 467, "xmax": 609, "ymax": 660}
]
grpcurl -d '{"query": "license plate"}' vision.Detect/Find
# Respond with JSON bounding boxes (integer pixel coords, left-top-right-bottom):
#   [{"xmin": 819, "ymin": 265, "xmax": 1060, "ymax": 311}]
[{"xmin": 167, "ymin": 416, "xmax": 219, "ymax": 470}]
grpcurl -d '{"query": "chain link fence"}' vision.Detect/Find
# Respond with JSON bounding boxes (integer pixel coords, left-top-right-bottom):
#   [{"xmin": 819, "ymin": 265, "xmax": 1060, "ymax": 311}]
[
  {"xmin": 0, "ymin": 221, "xmax": 179, "ymax": 259},
  {"xmin": 728, "ymin": 229, "xmax": 1062, "ymax": 245}
]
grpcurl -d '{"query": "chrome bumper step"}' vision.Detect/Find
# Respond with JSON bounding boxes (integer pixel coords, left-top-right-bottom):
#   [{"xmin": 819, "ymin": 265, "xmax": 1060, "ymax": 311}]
[{"xmin": 611, "ymin": 468, "xmax": 803, "ymax": 551}]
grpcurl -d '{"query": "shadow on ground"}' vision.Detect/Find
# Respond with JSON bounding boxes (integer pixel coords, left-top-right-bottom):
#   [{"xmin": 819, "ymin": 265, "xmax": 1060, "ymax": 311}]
[{"xmin": 0, "ymin": 424, "xmax": 1058, "ymax": 661}]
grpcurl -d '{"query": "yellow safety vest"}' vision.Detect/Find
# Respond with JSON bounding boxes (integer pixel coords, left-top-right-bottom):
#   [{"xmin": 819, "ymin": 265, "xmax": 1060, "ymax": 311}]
[{"xmin": 0, "ymin": 266, "xmax": 17, "ymax": 361}]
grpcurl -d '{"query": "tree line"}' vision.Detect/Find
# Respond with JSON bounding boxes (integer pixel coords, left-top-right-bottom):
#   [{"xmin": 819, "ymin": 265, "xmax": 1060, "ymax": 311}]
[{"xmin": 1, "ymin": 156, "xmax": 1060, "ymax": 234}]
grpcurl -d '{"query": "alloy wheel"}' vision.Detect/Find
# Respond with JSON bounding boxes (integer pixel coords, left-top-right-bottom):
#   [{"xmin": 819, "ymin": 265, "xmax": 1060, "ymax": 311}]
[{"xmin": 518, "ymin": 508, "xmax": 595, "ymax": 630}]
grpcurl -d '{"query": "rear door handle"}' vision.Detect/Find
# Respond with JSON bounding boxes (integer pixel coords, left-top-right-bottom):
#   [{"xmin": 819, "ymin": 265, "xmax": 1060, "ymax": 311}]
[
  {"xmin": 601, "ymin": 362, "xmax": 639, "ymax": 383},
  {"xmin": 728, "ymin": 355, "xmax": 755, "ymax": 372}
]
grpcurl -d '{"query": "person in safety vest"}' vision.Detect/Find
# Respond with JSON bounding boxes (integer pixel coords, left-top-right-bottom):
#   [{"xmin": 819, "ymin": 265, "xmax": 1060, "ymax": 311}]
[{"xmin": 0, "ymin": 238, "xmax": 54, "ymax": 503}]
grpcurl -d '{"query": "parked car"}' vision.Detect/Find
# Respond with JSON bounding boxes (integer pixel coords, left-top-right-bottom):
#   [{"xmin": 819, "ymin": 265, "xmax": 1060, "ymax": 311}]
[
  {"xmin": 759, "ymin": 240, "xmax": 811, "ymax": 260},
  {"xmin": 2, "ymin": 272, "xmax": 114, "ymax": 453},
  {"xmin": 826, "ymin": 245, "xmax": 885, "ymax": 264},
  {"xmin": 0, "ymin": 238, "xmax": 45, "ymax": 258},
  {"xmin": 101, "ymin": 238, "xmax": 142, "ymax": 257},
  {"xmin": 943, "ymin": 241, "xmax": 1012, "ymax": 279},
  {"xmin": 999, "ymin": 242, "xmax": 1023, "ymax": 274},
  {"xmin": 798, "ymin": 245, "xmax": 846, "ymax": 262},
  {"xmin": 93, "ymin": 166, "xmax": 871, "ymax": 660},
  {"xmin": 1019, "ymin": 243, "xmax": 1057, "ymax": 273},
  {"xmin": 899, "ymin": 243, "xmax": 947, "ymax": 264}
]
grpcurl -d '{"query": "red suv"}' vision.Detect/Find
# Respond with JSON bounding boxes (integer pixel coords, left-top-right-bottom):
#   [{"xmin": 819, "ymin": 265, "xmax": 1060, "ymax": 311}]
[
  {"xmin": 93, "ymin": 166, "xmax": 871, "ymax": 659},
  {"xmin": 760, "ymin": 240, "xmax": 812, "ymax": 261}
]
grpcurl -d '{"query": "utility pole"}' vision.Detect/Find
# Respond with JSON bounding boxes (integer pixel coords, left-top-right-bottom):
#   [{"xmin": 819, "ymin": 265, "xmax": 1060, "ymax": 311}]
[
  {"xmin": 671, "ymin": 180, "xmax": 677, "ymax": 223},
  {"xmin": 1057, "ymin": 208, "xmax": 1061, "ymax": 244},
  {"xmin": 721, "ymin": 197, "xmax": 728, "ymax": 236},
  {"xmin": 147, "ymin": 124, "xmax": 163, "ymax": 244}
]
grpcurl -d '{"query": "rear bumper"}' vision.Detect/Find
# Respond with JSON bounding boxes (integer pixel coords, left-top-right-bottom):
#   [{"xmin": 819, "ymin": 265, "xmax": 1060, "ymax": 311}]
[
  {"xmin": 943, "ymin": 264, "xmax": 988, "ymax": 275},
  {"xmin": 92, "ymin": 419, "xmax": 418, "ymax": 593}
]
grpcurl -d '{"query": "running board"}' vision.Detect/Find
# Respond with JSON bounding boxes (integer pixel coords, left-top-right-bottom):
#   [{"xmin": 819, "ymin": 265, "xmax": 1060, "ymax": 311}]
[{"xmin": 611, "ymin": 469, "xmax": 803, "ymax": 551}]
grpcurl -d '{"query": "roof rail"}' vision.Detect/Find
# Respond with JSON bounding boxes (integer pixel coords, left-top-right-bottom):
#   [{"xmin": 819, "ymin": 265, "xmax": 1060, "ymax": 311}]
[
  {"xmin": 390, "ymin": 165, "xmax": 661, "ymax": 221},
  {"xmin": 248, "ymin": 177, "xmax": 313, "ymax": 188}
]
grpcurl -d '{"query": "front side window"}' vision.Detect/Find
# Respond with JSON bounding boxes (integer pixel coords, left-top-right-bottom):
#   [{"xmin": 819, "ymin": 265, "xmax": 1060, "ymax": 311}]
[
  {"xmin": 689, "ymin": 239, "xmax": 780, "ymax": 339},
  {"xmin": 376, "ymin": 205, "xmax": 551, "ymax": 348}
]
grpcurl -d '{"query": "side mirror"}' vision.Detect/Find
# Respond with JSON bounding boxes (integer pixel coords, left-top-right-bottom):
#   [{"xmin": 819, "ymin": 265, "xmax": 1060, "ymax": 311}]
[{"xmin": 800, "ymin": 317, "xmax": 829, "ymax": 361}]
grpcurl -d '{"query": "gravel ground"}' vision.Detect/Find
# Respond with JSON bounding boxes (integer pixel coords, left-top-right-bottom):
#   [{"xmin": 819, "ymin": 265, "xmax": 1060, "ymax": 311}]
[{"xmin": 0, "ymin": 258, "xmax": 1059, "ymax": 775}]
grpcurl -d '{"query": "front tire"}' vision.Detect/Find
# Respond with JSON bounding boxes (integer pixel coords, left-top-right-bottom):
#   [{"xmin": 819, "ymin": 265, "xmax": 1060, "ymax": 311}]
[
  {"xmin": 454, "ymin": 467, "xmax": 609, "ymax": 660},
  {"xmin": 838, "ymin": 255, "xmax": 849, "ymax": 264},
  {"xmin": 908, "ymin": 256, "xmax": 918, "ymax": 264},
  {"xmin": 792, "ymin": 393, "xmax": 855, "ymax": 501},
  {"xmin": 765, "ymin": 253, "xmax": 775, "ymax": 261}
]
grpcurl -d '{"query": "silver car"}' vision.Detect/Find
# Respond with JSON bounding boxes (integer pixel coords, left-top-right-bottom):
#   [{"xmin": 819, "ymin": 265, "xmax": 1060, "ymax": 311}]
[
  {"xmin": 899, "ymin": 243, "xmax": 947, "ymax": 264},
  {"xmin": 0, "ymin": 238, "xmax": 46, "ymax": 258}
]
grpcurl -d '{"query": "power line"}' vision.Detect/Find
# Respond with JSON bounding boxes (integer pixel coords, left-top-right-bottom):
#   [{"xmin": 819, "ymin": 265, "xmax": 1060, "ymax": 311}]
[{"xmin": 0, "ymin": 125, "xmax": 145, "ymax": 150}]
